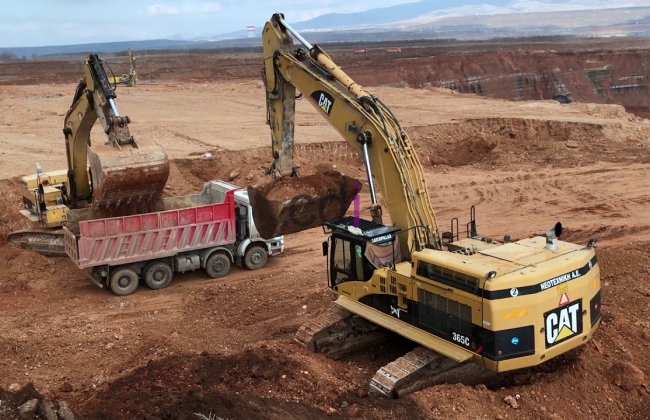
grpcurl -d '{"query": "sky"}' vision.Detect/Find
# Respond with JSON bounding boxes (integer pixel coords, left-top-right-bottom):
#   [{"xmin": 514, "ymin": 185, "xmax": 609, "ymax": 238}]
[
  {"xmin": 1, "ymin": 0, "xmax": 647, "ymax": 48},
  {"xmin": 0, "ymin": 0, "xmax": 412, "ymax": 47}
]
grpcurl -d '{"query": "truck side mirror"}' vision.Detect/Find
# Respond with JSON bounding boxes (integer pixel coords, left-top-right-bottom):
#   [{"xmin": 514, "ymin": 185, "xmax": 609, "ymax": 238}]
[{"xmin": 322, "ymin": 241, "xmax": 328, "ymax": 256}]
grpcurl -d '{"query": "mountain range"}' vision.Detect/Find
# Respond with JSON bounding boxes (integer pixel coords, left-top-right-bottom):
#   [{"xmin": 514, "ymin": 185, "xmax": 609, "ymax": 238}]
[{"xmin": 1, "ymin": 0, "xmax": 649, "ymax": 57}]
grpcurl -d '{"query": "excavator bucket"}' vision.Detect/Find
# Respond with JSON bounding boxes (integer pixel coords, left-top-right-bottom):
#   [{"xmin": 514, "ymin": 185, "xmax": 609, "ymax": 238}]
[
  {"xmin": 88, "ymin": 143, "xmax": 170, "ymax": 210},
  {"xmin": 7, "ymin": 230, "xmax": 66, "ymax": 256},
  {"xmin": 248, "ymin": 171, "xmax": 361, "ymax": 238}
]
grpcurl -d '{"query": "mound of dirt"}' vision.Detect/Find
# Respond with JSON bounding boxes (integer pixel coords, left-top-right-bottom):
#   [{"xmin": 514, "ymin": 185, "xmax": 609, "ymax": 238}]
[
  {"xmin": 77, "ymin": 342, "xmax": 423, "ymax": 420},
  {"xmin": 0, "ymin": 177, "xmax": 32, "ymax": 244},
  {"xmin": 410, "ymin": 117, "xmax": 650, "ymax": 169}
]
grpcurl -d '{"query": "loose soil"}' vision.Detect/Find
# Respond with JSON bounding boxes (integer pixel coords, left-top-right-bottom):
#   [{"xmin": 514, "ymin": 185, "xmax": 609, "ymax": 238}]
[
  {"xmin": 248, "ymin": 171, "xmax": 362, "ymax": 238},
  {"xmin": 0, "ymin": 46, "xmax": 649, "ymax": 420}
]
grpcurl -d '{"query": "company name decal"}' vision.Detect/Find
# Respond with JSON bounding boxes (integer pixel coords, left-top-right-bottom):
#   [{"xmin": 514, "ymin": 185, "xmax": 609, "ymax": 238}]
[{"xmin": 540, "ymin": 269, "xmax": 581, "ymax": 290}]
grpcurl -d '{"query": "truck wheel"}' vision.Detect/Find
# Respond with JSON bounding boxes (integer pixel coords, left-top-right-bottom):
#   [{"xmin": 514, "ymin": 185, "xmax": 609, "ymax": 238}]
[
  {"xmin": 109, "ymin": 268, "xmax": 139, "ymax": 296},
  {"xmin": 244, "ymin": 245, "xmax": 268, "ymax": 270},
  {"xmin": 144, "ymin": 261, "xmax": 173, "ymax": 290},
  {"xmin": 205, "ymin": 252, "xmax": 230, "ymax": 278}
]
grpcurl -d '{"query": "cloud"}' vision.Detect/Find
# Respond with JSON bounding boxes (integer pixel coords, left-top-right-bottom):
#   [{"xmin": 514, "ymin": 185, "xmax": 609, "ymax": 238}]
[
  {"xmin": 146, "ymin": 4, "xmax": 182, "ymax": 16},
  {"xmin": 145, "ymin": 2, "xmax": 221, "ymax": 16},
  {"xmin": 200, "ymin": 2, "xmax": 222, "ymax": 13}
]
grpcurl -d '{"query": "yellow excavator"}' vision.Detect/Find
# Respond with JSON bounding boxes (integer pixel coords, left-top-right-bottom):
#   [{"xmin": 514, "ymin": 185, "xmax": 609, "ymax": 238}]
[
  {"xmin": 107, "ymin": 48, "xmax": 137, "ymax": 87},
  {"xmin": 252, "ymin": 14, "xmax": 602, "ymax": 397},
  {"xmin": 12, "ymin": 53, "xmax": 168, "ymax": 254}
]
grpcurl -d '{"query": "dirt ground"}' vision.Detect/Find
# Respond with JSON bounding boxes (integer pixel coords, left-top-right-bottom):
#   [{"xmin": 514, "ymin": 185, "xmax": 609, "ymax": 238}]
[{"xmin": 1, "ymin": 49, "xmax": 650, "ymax": 420}]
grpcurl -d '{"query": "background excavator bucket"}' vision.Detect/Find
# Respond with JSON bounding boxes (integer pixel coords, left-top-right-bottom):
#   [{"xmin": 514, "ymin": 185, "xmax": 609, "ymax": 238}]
[
  {"xmin": 88, "ymin": 143, "xmax": 169, "ymax": 210},
  {"xmin": 248, "ymin": 171, "xmax": 361, "ymax": 238}
]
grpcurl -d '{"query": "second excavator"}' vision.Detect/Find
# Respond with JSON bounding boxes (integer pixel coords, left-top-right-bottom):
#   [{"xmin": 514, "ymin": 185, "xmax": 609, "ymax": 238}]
[
  {"xmin": 250, "ymin": 14, "xmax": 602, "ymax": 397},
  {"xmin": 12, "ymin": 54, "xmax": 169, "ymax": 252}
]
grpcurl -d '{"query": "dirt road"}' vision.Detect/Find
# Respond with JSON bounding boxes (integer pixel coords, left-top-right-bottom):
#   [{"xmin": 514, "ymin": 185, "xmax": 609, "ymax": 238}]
[{"xmin": 0, "ymin": 68, "xmax": 649, "ymax": 419}]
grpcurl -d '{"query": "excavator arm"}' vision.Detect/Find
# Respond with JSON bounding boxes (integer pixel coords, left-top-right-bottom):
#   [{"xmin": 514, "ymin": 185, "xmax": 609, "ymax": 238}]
[
  {"xmin": 261, "ymin": 14, "xmax": 440, "ymax": 256},
  {"xmin": 63, "ymin": 54, "xmax": 168, "ymax": 210}
]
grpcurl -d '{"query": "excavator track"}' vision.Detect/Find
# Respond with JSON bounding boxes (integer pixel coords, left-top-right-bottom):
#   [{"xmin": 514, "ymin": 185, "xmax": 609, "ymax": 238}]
[
  {"xmin": 296, "ymin": 306, "xmax": 496, "ymax": 398},
  {"xmin": 295, "ymin": 305, "xmax": 390, "ymax": 359},
  {"xmin": 370, "ymin": 346, "xmax": 497, "ymax": 398},
  {"xmin": 7, "ymin": 230, "xmax": 66, "ymax": 256},
  {"xmin": 370, "ymin": 346, "xmax": 465, "ymax": 398}
]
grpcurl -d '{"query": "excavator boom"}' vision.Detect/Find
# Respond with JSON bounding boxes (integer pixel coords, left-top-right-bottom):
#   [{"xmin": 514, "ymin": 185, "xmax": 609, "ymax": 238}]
[{"xmin": 256, "ymin": 14, "xmax": 440, "ymax": 255}]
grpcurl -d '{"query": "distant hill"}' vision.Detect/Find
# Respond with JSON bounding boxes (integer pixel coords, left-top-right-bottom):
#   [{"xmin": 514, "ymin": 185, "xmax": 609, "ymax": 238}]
[
  {"xmin": 1, "ymin": 1, "xmax": 649, "ymax": 58},
  {"xmin": 290, "ymin": 0, "xmax": 511, "ymax": 29},
  {"xmin": 0, "ymin": 39, "xmax": 196, "ymax": 59}
]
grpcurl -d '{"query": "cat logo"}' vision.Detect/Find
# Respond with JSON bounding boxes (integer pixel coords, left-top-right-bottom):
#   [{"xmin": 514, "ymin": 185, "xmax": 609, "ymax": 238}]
[
  {"xmin": 310, "ymin": 90, "xmax": 335, "ymax": 115},
  {"xmin": 544, "ymin": 300, "xmax": 583, "ymax": 348}
]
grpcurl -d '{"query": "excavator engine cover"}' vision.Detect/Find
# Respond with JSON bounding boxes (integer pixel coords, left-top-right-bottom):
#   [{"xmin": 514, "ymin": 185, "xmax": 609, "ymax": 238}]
[
  {"xmin": 248, "ymin": 171, "xmax": 361, "ymax": 238},
  {"xmin": 88, "ymin": 142, "xmax": 169, "ymax": 210}
]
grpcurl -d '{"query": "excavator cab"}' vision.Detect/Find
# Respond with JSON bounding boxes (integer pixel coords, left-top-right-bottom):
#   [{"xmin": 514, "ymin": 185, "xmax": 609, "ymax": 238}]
[{"xmin": 325, "ymin": 217, "xmax": 400, "ymax": 288}]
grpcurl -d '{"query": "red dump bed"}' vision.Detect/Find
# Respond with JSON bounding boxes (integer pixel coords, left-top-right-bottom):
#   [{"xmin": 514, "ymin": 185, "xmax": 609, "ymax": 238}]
[{"xmin": 64, "ymin": 190, "xmax": 236, "ymax": 269}]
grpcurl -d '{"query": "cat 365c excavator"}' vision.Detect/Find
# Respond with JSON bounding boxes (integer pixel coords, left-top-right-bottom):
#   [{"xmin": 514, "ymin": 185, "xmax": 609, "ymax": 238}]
[
  {"xmin": 10, "ymin": 54, "xmax": 168, "ymax": 254},
  {"xmin": 251, "ymin": 14, "xmax": 602, "ymax": 397}
]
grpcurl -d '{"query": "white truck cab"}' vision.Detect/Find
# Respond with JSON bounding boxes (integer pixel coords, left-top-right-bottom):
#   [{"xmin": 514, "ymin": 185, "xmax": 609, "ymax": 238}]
[{"xmin": 202, "ymin": 181, "xmax": 284, "ymax": 269}]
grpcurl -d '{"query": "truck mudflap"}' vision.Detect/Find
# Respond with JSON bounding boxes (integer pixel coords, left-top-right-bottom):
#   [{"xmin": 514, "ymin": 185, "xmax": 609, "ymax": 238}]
[{"xmin": 247, "ymin": 171, "xmax": 361, "ymax": 238}]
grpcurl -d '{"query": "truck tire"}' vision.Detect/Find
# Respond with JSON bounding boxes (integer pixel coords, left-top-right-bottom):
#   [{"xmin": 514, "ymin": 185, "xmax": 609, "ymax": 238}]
[
  {"xmin": 144, "ymin": 261, "xmax": 173, "ymax": 290},
  {"xmin": 110, "ymin": 268, "xmax": 139, "ymax": 296},
  {"xmin": 244, "ymin": 245, "xmax": 268, "ymax": 270},
  {"xmin": 205, "ymin": 252, "xmax": 230, "ymax": 278}
]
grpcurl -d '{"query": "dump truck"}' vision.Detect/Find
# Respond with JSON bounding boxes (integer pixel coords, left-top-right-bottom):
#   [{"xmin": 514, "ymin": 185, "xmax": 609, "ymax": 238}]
[{"xmin": 63, "ymin": 180, "xmax": 284, "ymax": 295}]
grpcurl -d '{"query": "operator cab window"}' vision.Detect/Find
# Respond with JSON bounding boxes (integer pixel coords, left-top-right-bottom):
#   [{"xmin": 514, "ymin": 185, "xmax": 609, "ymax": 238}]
[
  {"xmin": 330, "ymin": 238, "xmax": 374, "ymax": 286},
  {"xmin": 325, "ymin": 217, "xmax": 401, "ymax": 288}
]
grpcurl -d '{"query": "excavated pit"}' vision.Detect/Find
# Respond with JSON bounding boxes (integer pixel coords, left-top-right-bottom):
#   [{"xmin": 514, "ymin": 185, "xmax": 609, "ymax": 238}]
[{"xmin": 1, "ymin": 50, "xmax": 650, "ymax": 419}]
